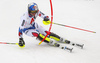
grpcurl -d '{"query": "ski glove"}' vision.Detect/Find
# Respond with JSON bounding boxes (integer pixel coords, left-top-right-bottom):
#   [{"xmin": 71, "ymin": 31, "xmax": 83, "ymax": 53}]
[
  {"xmin": 44, "ymin": 16, "xmax": 50, "ymax": 21},
  {"xmin": 18, "ymin": 38, "xmax": 25, "ymax": 48},
  {"xmin": 43, "ymin": 16, "xmax": 51, "ymax": 25}
]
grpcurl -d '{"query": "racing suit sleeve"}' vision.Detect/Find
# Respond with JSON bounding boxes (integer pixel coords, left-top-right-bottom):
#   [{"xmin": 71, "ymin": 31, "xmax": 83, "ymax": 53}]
[{"xmin": 38, "ymin": 10, "xmax": 49, "ymax": 20}]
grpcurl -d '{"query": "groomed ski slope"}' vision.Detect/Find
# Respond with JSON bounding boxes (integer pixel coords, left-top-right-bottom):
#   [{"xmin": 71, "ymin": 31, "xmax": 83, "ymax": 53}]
[{"xmin": 0, "ymin": 0, "xmax": 100, "ymax": 63}]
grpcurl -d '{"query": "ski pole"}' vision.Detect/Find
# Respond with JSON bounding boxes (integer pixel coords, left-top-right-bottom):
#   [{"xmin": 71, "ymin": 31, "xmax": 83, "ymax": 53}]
[
  {"xmin": 53, "ymin": 22, "xmax": 96, "ymax": 33},
  {"xmin": 0, "ymin": 42, "xmax": 18, "ymax": 45},
  {"xmin": 0, "ymin": 42, "xmax": 25, "ymax": 48}
]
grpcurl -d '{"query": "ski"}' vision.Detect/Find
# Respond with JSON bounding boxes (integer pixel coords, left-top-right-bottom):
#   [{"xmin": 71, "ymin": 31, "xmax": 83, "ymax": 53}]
[
  {"xmin": 64, "ymin": 41, "xmax": 84, "ymax": 49},
  {"xmin": 58, "ymin": 42, "xmax": 84, "ymax": 52},
  {"xmin": 59, "ymin": 38, "xmax": 84, "ymax": 49},
  {"xmin": 0, "ymin": 42, "xmax": 25, "ymax": 48},
  {"xmin": 61, "ymin": 46, "xmax": 73, "ymax": 52},
  {"xmin": 53, "ymin": 42, "xmax": 73, "ymax": 52},
  {"xmin": 75, "ymin": 44, "xmax": 84, "ymax": 49}
]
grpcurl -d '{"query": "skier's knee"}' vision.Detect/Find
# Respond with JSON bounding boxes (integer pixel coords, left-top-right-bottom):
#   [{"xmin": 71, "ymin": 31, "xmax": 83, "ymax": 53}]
[
  {"xmin": 36, "ymin": 33, "xmax": 50, "ymax": 43},
  {"xmin": 49, "ymin": 32, "xmax": 60, "ymax": 41},
  {"xmin": 32, "ymin": 32, "xmax": 39, "ymax": 37}
]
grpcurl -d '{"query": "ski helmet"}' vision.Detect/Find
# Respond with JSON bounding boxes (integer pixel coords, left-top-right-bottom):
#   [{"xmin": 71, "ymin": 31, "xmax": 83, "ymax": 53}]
[{"xmin": 28, "ymin": 2, "xmax": 38, "ymax": 14}]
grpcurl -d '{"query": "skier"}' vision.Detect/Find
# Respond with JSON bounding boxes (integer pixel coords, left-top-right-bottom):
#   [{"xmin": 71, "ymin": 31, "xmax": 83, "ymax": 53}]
[
  {"xmin": 18, "ymin": 2, "xmax": 83, "ymax": 51},
  {"xmin": 18, "ymin": 2, "xmax": 70, "ymax": 48}
]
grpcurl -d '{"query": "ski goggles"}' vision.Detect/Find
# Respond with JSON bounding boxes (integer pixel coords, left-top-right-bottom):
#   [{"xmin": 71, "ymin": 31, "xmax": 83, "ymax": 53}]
[{"xmin": 30, "ymin": 10, "xmax": 38, "ymax": 13}]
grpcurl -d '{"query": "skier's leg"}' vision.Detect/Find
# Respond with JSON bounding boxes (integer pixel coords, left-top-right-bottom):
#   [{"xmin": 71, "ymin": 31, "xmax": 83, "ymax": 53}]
[
  {"xmin": 47, "ymin": 32, "xmax": 71, "ymax": 44},
  {"xmin": 34, "ymin": 23, "xmax": 70, "ymax": 45},
  {"xmin": 34, "ymin": 23, "xmax": 83, "ymax": 48},
  {"xmin": 35, "ymin": 23, "xmax": 47, "ymax": 36},
  {"xmin": 36, "ymin": 33, "xmax": 60, "ymax": 47},
  {"xmin": 24, "ymin": 29, "xmax": 60, "ymax": 47},
  {"xmin": 36, "ymin": 33, "xmax": 73, "ymax": 52},
  {"xmin": 34, "ymin": 23, "xmax": 63, "ymax": 41},
  {"xmin": 48, "ymin": 32, "xmax": 84, "ymax": 48}
]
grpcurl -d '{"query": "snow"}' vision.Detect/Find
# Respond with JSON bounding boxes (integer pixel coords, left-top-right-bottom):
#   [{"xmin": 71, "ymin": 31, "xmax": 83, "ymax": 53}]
[{"xmin": 0, "ymin": 0, "xmax": 100, "ymax": 63}]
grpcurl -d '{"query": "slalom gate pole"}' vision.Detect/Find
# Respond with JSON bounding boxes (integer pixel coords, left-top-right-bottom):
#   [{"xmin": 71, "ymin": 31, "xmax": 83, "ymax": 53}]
[
  {"xmin": 53, "ymin": 22, "xmax": 96, "ymax": 33},
  {"xmin": 39, "ymin": 0, "xmax": 53, "ymax": 45}
]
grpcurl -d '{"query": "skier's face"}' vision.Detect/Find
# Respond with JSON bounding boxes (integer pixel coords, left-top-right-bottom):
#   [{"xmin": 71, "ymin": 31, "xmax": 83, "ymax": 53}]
[
  {"xmin": 30, "ymin": 10, "xmax": 37, "ymax": 16},
  {"xmin": 30, "ymin": 13, "xmax": 36, "ymax": 16}
]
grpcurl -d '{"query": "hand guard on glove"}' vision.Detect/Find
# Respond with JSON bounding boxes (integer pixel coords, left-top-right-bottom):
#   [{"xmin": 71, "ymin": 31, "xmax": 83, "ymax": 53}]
[
  {"xmin": 43, "ymin": 16, "xmax": 51, "ymax": 25},
  {"xmin": 18, "ymin": 38, "xmax": 25, "ymax": 48}
]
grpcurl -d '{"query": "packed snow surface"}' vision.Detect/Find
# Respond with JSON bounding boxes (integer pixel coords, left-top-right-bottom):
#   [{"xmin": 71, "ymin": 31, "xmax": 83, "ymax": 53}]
[{"xmin": 0, "ymin": 0, "xmax": 100, "ymax": 63}]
